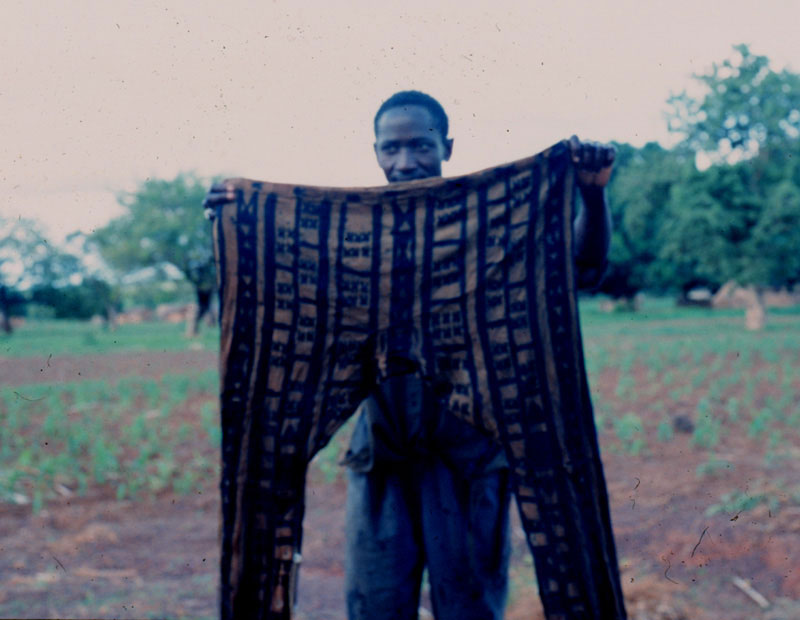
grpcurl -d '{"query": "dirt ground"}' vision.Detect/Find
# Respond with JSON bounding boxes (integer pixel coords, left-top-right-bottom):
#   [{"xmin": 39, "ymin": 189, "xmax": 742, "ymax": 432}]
[{"xmin": 1, "ymin": 352, "xmax": 799, "ymax": 619}]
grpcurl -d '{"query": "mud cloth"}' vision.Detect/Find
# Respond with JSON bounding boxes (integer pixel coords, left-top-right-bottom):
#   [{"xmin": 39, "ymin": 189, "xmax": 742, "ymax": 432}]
[{"xmin": 211, "ymin": 140, "xmax": 627, "ymax": 619}]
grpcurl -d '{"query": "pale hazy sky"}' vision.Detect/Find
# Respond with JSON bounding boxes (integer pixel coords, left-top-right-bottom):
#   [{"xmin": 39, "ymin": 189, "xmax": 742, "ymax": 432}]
[{"xmin": 1, "ymin": 0, "xmax": 798, "ymax": 242}]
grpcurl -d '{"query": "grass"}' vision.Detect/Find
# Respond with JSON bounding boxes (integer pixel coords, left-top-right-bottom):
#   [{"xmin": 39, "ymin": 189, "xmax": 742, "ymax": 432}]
[{"xmin": 0, "ymin": 320, "xmax": 218, "ymax": 357}]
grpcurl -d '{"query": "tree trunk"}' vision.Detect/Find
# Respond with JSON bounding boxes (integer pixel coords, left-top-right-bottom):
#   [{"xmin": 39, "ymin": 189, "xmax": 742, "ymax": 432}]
[
  {"xmin": 105, "ymin": 303, "xmax": 117, "ymax": 331},
  {"xmin": 0, "ymin": 287, "xmax": 12, "ymax": 334},
  {"xmin": 601, "ymin": 295, "xmax": 639, "ymax": 312},
  {"xmin": 744, "ymin": 287, "xmax": 766, "ymax": 331},
  {"xmin": 185, "ymin": 288, "xmax": 212, "ymax": 338},
  {"xmin": 0, "ymin": 312, "xmax": 10, "ymax": 334}
]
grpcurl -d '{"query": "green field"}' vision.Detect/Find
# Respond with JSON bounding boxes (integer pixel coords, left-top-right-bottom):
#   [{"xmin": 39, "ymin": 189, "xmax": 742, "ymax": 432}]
[
  {"xmin": 0, "ymin": 319, "xmax": 219, "ymax": 358},
  {"xmin": 1, "ymin": 299, "xmax": 799, "ymax": 618},
  {"xmin": 2, "ymin": 298, "xmax": 799, "ymax": 515}
]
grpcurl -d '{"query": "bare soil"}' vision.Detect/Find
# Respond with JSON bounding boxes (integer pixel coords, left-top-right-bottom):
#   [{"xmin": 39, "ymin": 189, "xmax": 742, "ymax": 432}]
[{"xmin": 1, "ymin": 351, "xmax": 798, "ymax": 619}]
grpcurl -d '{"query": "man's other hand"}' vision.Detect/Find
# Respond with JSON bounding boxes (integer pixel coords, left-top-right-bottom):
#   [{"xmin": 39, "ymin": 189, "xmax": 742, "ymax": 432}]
[
  {"xmin": 569, "ymin": 135, "xmax": 615, "ymax": 189},
  {"xmin": 202, "ymin": 181, "xmax": 236, "ymax": 220}
]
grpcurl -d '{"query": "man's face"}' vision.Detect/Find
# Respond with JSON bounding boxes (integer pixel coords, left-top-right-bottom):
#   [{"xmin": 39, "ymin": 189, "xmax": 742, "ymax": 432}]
[{"xmin": 374, "ymin": 105, "xmax": 453, "ymax": 183}]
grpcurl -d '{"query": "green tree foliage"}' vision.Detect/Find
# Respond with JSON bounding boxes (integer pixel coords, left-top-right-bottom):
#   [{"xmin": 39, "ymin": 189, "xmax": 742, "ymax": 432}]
[
  {"xmin": 666, "ymin": 44, "xmax": 800, "ymax": 170},
  {"xmin": 31, "ymin": 278, "xmax": 116, "ymax": 320},
  {"xmin": 598, "ymin": 45, "xmax": 800, "ymax": 307},
  {"xmin": 656, "ymin": 161, "xmax": 763, "ymax": 293},
  {"xmin": 117, "ymin": 279, "xmax": 197, "ymax": 311},
  {"xmin": 601, "ymin": 142, "xmax": 690, "ymax": 299},
  {"xmin": 0, "ymin": 216, "xmax": 83, "ymax": 332},
  {"xmin": 746, "ymin": 180, "xmax": 800, "ymax": 287},
  {"xmin": 92, "ymin": 174, "xmax": 214, "ymax": 335},
  {"xmin": 663, "ymin": 44, "xmax": 800, "ymax": 294}
]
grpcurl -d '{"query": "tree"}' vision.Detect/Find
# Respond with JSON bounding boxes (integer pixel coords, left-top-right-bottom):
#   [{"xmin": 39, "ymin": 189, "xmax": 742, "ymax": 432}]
[
  {"xmin": 0, "ymin": 216, "xmax": 82, "ymax": 333},
  {"xmin": 92, "ymin": 174, "xmax": 215, "ymax": 336},
  {"xmin": 666, "ymin": 44, "xmax": 800, "ymax": 172},
  {"xmin": 657, "ymin": 162, "xmax": 761, "ymax": 293},
  {"xmin": 656, "ymin": 177, "xmax": 732, "ymax": 296},
  {"xmin": 600, "ymin": 142, "xmax": 691, "ymax": 304},
  {"xmin": 664, "ymin": 45, "xmax": 800, "ymax": 326},
  {"xmin": 745, "ymin": 180, "xmax": 800, "ymax": 288},
  {"xmin": 31, "ymin": 278, "xmax": 117, "ymax": 320}
]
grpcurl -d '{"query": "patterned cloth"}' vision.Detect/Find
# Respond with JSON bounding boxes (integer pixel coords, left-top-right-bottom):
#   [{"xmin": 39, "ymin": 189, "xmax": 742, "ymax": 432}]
[{"xmin": 212, "ymin": 140, "xmax": 627, "ymax": 619}]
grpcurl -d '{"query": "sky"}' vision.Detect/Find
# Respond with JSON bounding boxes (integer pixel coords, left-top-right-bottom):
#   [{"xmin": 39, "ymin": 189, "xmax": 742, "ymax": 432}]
[{"xmin": 1, "ymin": 0, "xmax": 798, "ymax": 243}]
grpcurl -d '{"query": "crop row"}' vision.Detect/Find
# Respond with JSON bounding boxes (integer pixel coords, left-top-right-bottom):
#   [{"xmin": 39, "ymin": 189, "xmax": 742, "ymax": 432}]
[{"xmin": 0, "ymin": 370, "xmax": 220, "ymax": 511}]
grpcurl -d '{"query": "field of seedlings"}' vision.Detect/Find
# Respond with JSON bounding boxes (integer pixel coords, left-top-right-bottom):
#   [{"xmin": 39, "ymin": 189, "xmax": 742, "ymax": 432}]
[{"xmin": 1, "ymin": 300, "xmax": 799, "ymax": 619}]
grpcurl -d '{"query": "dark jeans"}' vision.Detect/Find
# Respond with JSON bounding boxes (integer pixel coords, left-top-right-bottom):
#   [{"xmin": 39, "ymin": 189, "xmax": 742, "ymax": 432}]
[{"xmin": 343, "ymin": 378, "xmax": 512, "ymax": 620}]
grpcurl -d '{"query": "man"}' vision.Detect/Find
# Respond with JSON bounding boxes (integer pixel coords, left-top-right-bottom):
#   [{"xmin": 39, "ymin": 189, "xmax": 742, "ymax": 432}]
[{"xmin": 204, "ymin": 90, "xmax": 614, "ymax": 620}]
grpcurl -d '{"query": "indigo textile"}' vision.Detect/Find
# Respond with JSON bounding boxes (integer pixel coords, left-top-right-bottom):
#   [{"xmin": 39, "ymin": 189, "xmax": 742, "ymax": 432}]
[{"xmin": 212, "ymin": 140, "xmax": 626, "ymax": 619}]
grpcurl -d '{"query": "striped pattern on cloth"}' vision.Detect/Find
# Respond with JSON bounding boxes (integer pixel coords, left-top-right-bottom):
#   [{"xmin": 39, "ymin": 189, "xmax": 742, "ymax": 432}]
[{"xmin": 212, "ymin": 140, "xmax": 627, "ymax": 619}]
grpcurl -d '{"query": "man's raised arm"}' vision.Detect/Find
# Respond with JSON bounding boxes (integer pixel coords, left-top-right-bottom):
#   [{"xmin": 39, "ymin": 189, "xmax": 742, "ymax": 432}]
[{"xmin": 569, "ymin": 135, "xmax": 615, "ymax": 289}]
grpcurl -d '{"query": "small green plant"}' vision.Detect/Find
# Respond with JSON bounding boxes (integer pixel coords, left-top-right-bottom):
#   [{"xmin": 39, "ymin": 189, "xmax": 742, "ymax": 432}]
[
  {"xmin": 669, "ymin": 384, "xmax": 691, "ymax": 403},
  {"xmin": 690, "ymin": 368, "xmax": 707, "ymax": 389},
  {"xmin": 201, "ymin": 402, "xmax": 221, "ymax": 448},
  {"xmin": 614, "ymin": 375, "xmax": 635, "ymax": 400},
  {"xmin": 141, "ymin": 379, "xmax": 161, "ymax": 409},
  {"xmin": 743, "ymin": 379, "xmax": 756, "ymax": 409},
  {"xmin": 176, "ymin": 422, "xmax": 193, "ymax": 442},
  {"xmin": 725, "ymin": 397, "xmax": 740, "ymax": 421},
  {"xmin": 696, "ymin": 455, "xmax": 734, "ymax": 478},
  {"xmin": 706, "ymin": 489, "xmax": 779, "ymax": 517},
  {"xmin": 747, "ymin": 409, "xmax": 773, "ymax": 438},
  {"xmin": 656, "ymin": 417, "xmax": 674, "ymax": 442},
  {"xmin": 90, "ymin": 437, "xmax": 119, "ymax": 484},
  {"xmin": 148, "ymin": 456, "xmax": 176, "ymax": 493},
  {"xmin": 612, "ymin": 413, "xmax": 646, "ymax": 455},
  {"xmin": 173, "ymin": 468, "xmax": 199, "ymax": 495},
  {"xmin": 691, "ymin": 399, "xmax": 721, "ymax": 449}
]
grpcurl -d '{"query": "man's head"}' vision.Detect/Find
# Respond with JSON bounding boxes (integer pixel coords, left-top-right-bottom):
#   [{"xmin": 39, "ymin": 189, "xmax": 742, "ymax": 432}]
[{"xmin": 374, "ymin": 90, "xmax": 453, "ymax": 183}]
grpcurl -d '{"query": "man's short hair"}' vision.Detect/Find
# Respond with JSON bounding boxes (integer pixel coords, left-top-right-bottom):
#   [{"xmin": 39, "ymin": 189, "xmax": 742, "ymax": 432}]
[{"xmin": 374, "ymin": 90, "xmax": 449, "ymax": 140}]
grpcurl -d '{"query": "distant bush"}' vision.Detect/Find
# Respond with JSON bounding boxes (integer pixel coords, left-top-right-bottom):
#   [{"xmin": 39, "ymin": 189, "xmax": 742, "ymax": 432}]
[{"xmin": 30, "ymin": 278, "xmax": 116, "ymax": 320}]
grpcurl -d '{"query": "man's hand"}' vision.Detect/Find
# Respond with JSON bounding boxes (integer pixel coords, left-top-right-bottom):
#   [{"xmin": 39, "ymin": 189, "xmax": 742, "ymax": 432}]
[
  {"xmin": 202, "ymin": 180, "xmax": 236, "ymax": 220},
  {"xmin": 569, "ymin": 135, "xmax": 615, "ymax": 189}
]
